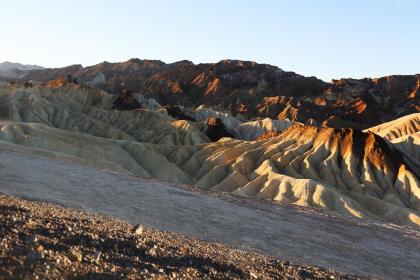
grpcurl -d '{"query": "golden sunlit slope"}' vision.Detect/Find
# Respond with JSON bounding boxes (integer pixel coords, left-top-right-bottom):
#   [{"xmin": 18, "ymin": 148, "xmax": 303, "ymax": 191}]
[
  {"xmin": 366, "ymin": 113, "xmax": 420, "ymax": 140},
  {"xmin": 0, "ymin": 83, "xmax": 419, "ymax": 228},
  {"xmin": 366, "ymin": 113, "xmax": 420, "ymax": 175}
]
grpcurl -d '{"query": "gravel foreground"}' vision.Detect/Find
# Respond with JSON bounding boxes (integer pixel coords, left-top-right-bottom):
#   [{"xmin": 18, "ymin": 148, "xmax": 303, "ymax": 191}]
[{"xmin": 0, "ymin": 194, "xmax": 369, "ymax": 280}]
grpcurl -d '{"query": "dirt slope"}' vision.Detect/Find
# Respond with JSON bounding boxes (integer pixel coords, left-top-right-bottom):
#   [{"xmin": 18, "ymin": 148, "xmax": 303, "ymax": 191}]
[
  {"xmin": 0, "ymin": 145, "xmax": 419, "ymax": 279},
  {"xmin": 1, "ymin": 194, "xmax": 367, "ymax": 280}
]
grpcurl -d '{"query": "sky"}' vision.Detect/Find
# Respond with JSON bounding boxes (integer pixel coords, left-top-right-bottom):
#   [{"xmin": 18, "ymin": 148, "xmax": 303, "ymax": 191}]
[{"xmin": 0, "ymin": 0, "xmax": 418, "ymax": 81}]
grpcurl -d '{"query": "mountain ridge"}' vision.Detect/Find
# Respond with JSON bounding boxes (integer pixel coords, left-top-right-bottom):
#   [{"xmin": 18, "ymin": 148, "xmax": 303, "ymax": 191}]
[
  {"xmin": 0, "ymin": 61, "xmax": 44, "ymax": 78},
  {"xmin": 0, "ymin": 61, "xmax": 44, "ymax": 71},
  {"xmin": 3, "ymin": 58, "xmax": 417, "ymax": 129}
]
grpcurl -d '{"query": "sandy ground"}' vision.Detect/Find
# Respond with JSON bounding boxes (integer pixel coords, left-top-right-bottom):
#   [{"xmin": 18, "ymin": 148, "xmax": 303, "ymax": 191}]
[
  {"xmin": 0, "ymin": 194, "xmax": 365, "ymax": 279},
  {"xmin": 0, "ymin": 144, "xmax": 419, "ymax": 279}
]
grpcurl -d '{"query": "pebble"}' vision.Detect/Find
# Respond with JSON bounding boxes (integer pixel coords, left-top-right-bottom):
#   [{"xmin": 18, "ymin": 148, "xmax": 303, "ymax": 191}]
[
  {"xmin": 94, "ymin": 251, "xmax": 101, "ymax": 264},
  {"xmin": 69, "ymin": 250, "xmax": 83, "ymax": 262},
  {"xmin": 132, "ymin": 224, "xmax": 144, "ymax": 235},
  {"xmin": 35, "ymin": 244, "xmax": 44, "ymax": 252}
]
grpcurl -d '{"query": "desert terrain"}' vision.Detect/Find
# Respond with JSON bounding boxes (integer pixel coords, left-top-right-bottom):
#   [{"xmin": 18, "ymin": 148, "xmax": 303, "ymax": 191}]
[{"xmin": 0, "ymin": 59, "xmax": 419, "ymax": 279}]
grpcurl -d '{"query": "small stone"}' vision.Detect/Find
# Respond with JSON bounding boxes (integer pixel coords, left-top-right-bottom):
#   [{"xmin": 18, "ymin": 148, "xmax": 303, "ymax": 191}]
[
  {"xmin": 148, "ymin": 248, "xmax": 157, "ymax": 257},
  {"xmin": 35, "ymin": 244, "xmax": 44, "ymax": 252},
  {"xmin": 250, "ymin": 272, "xmax": 258, "ymax": 279},
  {"xmin": 132, "ymin": 224, "xmax": 143, "ymax": 235},
  {"xmin": 179, "ymin": 246, "xmax": 189, "ymax": 254},
  {"xmin": 63, "ymin": 256, "xmax": 72, "ymax": 265},
  {"xmin": 69, "ymin": 250, "xmax": 83, "ymax": 262},
  {"xmin": 94, "ymin": 252, "xmax": 101, "ymax": 264}
]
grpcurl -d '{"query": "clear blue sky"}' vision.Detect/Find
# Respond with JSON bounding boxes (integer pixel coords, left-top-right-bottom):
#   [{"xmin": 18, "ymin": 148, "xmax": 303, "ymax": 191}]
[{"xmin": 0, "ymin": 0, "xmax": 418, "ymax": 81}]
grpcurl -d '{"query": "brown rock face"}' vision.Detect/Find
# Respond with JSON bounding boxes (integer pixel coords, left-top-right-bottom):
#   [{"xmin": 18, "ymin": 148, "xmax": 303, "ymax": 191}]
[
  {"xmin": 12, "ymin": 59, "xmax": 419, "ymax": 128},
  {"xmin": 112, "ymin": 90, "xmax": 141, "ymax": 111},
  {"xmin": 15, "ymin": 59, "xmax": 326, "ymax": 111},
  {"xmin": 203, "ymin": 117, "xmax": 234, "ymax": 141}
]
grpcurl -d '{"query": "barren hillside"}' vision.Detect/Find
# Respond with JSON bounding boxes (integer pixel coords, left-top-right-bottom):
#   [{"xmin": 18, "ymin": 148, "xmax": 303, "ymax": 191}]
[{"xmin": 0, "ymin": 82, "xmax": 419, "ymax": 228}]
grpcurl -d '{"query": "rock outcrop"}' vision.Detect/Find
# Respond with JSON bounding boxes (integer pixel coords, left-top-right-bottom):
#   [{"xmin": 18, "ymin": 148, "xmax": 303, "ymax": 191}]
[
  {"xmin": 112, "ymin": 89, "xmax": 142, "ymax": 111},
  {"xmin": 202, "ymin": 117, "xmax": 234, "ymax": 141}
]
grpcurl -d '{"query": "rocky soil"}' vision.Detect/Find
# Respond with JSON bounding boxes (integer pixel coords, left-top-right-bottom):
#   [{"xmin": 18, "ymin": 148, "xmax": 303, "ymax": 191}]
[{"xmin": 0, "ymin": 195, "xmax": 366, "ymax": 280}]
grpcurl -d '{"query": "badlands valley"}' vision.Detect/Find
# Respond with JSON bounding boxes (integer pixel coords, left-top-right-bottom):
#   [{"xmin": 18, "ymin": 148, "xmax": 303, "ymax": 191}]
[{"xmin": 0, "ymin": 60, "xmax": 419, "ymax": 279}]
